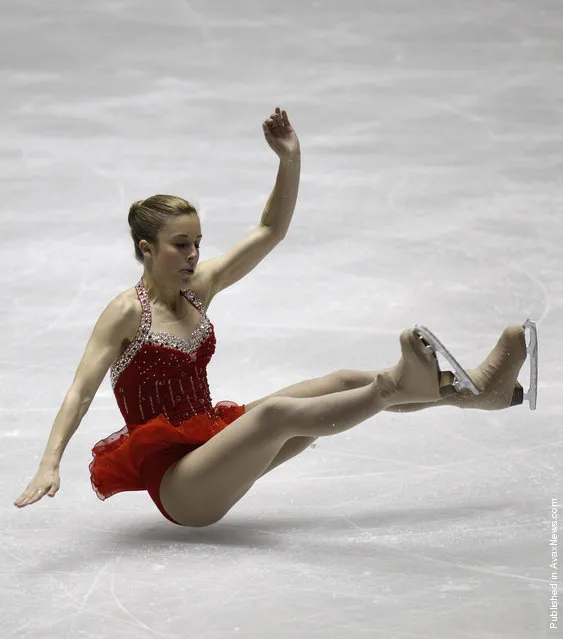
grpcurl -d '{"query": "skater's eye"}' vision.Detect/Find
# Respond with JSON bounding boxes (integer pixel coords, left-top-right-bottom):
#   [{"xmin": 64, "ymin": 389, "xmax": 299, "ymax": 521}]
[{"xmin": 175, "ymin": 243, "xmax": 200, "ymax": 250}]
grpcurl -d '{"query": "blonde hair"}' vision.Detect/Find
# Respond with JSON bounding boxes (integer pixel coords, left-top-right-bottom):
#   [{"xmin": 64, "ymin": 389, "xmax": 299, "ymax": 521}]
[{"xmin": 128, "ymin": 194, "xmax": 198, "ymax": 264}]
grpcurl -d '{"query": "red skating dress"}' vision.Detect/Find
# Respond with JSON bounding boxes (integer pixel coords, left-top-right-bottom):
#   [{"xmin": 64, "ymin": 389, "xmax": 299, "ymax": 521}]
[{"xmin": 89, "ymin": 277, "xmax": 246, "ymax": 525}]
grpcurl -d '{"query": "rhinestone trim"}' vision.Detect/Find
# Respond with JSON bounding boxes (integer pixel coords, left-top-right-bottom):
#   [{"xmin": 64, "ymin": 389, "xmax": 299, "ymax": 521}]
[{"xmin": 110, "ymin": 278, "xmax": 212, "ymax": 389}]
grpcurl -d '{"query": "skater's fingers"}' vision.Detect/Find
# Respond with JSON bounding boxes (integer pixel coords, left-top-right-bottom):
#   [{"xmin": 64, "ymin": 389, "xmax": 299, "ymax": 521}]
[
  {"xmin": 15, "ymin": 489, "xmax": 44, "ymax": 506},
  {"xmin": 14, "ymin": 467, "xmax": 59, "ymax": 508}
]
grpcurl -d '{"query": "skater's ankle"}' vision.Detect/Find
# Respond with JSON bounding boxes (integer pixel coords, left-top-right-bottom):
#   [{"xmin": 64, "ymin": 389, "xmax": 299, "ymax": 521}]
[{"xmin": 372, "ymin": 369, "xmax": 402, "ymax": 409}]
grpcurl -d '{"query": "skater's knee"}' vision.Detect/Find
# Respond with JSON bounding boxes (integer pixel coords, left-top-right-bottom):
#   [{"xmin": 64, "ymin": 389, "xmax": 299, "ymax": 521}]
[
  {"xmin": 260, "ymin": 396, "xmax": 308, "ymax": 439},
  {"xmin": 261, "ymin": 396, "xmax": 294, "ymax": 423}
]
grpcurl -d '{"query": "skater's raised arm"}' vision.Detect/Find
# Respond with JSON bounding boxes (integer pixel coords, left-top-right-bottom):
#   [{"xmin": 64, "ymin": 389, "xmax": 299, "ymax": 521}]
[{"xmin": 14, "ymin": 297, "xmax": 134, "ymax": 508}]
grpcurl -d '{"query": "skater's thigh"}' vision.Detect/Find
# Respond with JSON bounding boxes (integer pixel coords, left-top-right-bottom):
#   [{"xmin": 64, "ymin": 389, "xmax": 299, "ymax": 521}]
[{"xmin": 159, "ymin": 399, "xmax": 289, "ymax": 526}]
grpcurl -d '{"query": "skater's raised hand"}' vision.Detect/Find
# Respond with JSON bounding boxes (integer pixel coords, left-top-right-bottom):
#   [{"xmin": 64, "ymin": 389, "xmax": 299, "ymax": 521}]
[
  {"xmin": 262, "ymin": 107, "xmax": 300, "ymax": 159},
  {"xmin": 14, "ymin": 465, "xmax": 60, "ymax": 508}
]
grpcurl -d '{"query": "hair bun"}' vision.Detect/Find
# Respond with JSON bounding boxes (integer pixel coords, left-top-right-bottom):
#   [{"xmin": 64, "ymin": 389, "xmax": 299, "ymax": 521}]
[
  {"xmin": 128, "ymin": 199, "xmax": 145, "ymax": 226},
  {"xmin": 131, "ymin": 199, "xmax": 145, "ymax": 213}
]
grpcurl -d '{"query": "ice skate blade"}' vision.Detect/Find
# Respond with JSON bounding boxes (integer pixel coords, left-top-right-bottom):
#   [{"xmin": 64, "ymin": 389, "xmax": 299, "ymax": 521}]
[
  {"xmin": 413, "ymin": 325, "xmax": 480, "ymax": 396},
  {"xmin": 523, "ymin": 319, "xmax": 538, "ymax": 410}
]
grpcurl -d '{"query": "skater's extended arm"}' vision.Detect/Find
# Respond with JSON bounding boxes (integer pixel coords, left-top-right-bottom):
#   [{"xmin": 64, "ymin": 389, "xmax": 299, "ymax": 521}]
[
  {"xmin": 259, "ymin": 107, "xmax": 300, "ymax": 237},
  {"xmin": 39, "ymin": 391, "xmax": 91, "ymax": 468},
  {"xmin": 39, "ymin": 297, "xmax": 134, "ymax": 468},
  {"xmin": 15, "ymin": 297, "xmax": 133, "ymax": 509}
]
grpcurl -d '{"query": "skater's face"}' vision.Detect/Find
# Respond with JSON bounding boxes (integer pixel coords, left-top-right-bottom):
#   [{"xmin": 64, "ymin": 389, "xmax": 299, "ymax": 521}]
[{"xmin": 140, "ymin": 215, "xmax": 202, "ymax": 281}]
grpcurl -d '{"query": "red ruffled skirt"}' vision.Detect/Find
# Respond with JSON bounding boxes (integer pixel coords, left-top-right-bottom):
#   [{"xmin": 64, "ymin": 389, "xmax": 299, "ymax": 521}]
[{"xmin": 89, "ymin": 400, "xmax": 246, "ymax": 524}]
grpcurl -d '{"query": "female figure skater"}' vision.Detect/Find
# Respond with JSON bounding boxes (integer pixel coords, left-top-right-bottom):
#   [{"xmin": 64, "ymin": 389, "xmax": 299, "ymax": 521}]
[{"xmin": 14, "ymin": 107, "xmax": 538, "ymax": 527}]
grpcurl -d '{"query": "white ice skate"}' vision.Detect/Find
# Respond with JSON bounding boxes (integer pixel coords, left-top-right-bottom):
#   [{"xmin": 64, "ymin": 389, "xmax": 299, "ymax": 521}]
[
  {"xmin": 522, "ymin": 319, "xmax": 538, "ymax": 410},
  {"xmin": 412, "ymin": 325, "xmax": 480, "ymax": 396},
  {"xmin": 413, "ymin": 319, "xmax": 538, "ymax": 410}
]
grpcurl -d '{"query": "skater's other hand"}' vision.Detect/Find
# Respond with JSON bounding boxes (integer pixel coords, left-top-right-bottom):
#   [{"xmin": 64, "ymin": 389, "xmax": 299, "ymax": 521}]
[
  {"xmin": 14, "ymin": 465, "xmax": 60, "ymax": 508},
  {"xmin": 263, "ymin": 106, "xmax": 300, "ymax": 159}
]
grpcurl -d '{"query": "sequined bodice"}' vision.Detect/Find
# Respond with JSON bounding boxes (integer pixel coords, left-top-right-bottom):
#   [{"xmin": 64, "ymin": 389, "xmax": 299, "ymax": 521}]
[{"xmin": 110, "ymin": 278, "xmax": 217, "ymax": 426}]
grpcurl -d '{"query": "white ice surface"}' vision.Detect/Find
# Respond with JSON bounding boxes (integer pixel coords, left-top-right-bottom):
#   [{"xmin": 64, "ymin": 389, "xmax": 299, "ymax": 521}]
[{"xmin": 2, "ymin": 1, "xmax": 562, "ymax": 637}]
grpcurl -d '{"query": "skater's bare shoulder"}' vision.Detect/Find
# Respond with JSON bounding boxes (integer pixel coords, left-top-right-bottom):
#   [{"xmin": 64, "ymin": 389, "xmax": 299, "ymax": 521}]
[
  {"xmin": 68, "ymin": 292, "xmax": 138, "ymax": 404},
  {"xmin": 105, "ymin": 287, "xmax": 144, "ymax": 359},
  {"xmin": 115, "ymin": 286, "xmax": 142, "ymax": 324}
]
